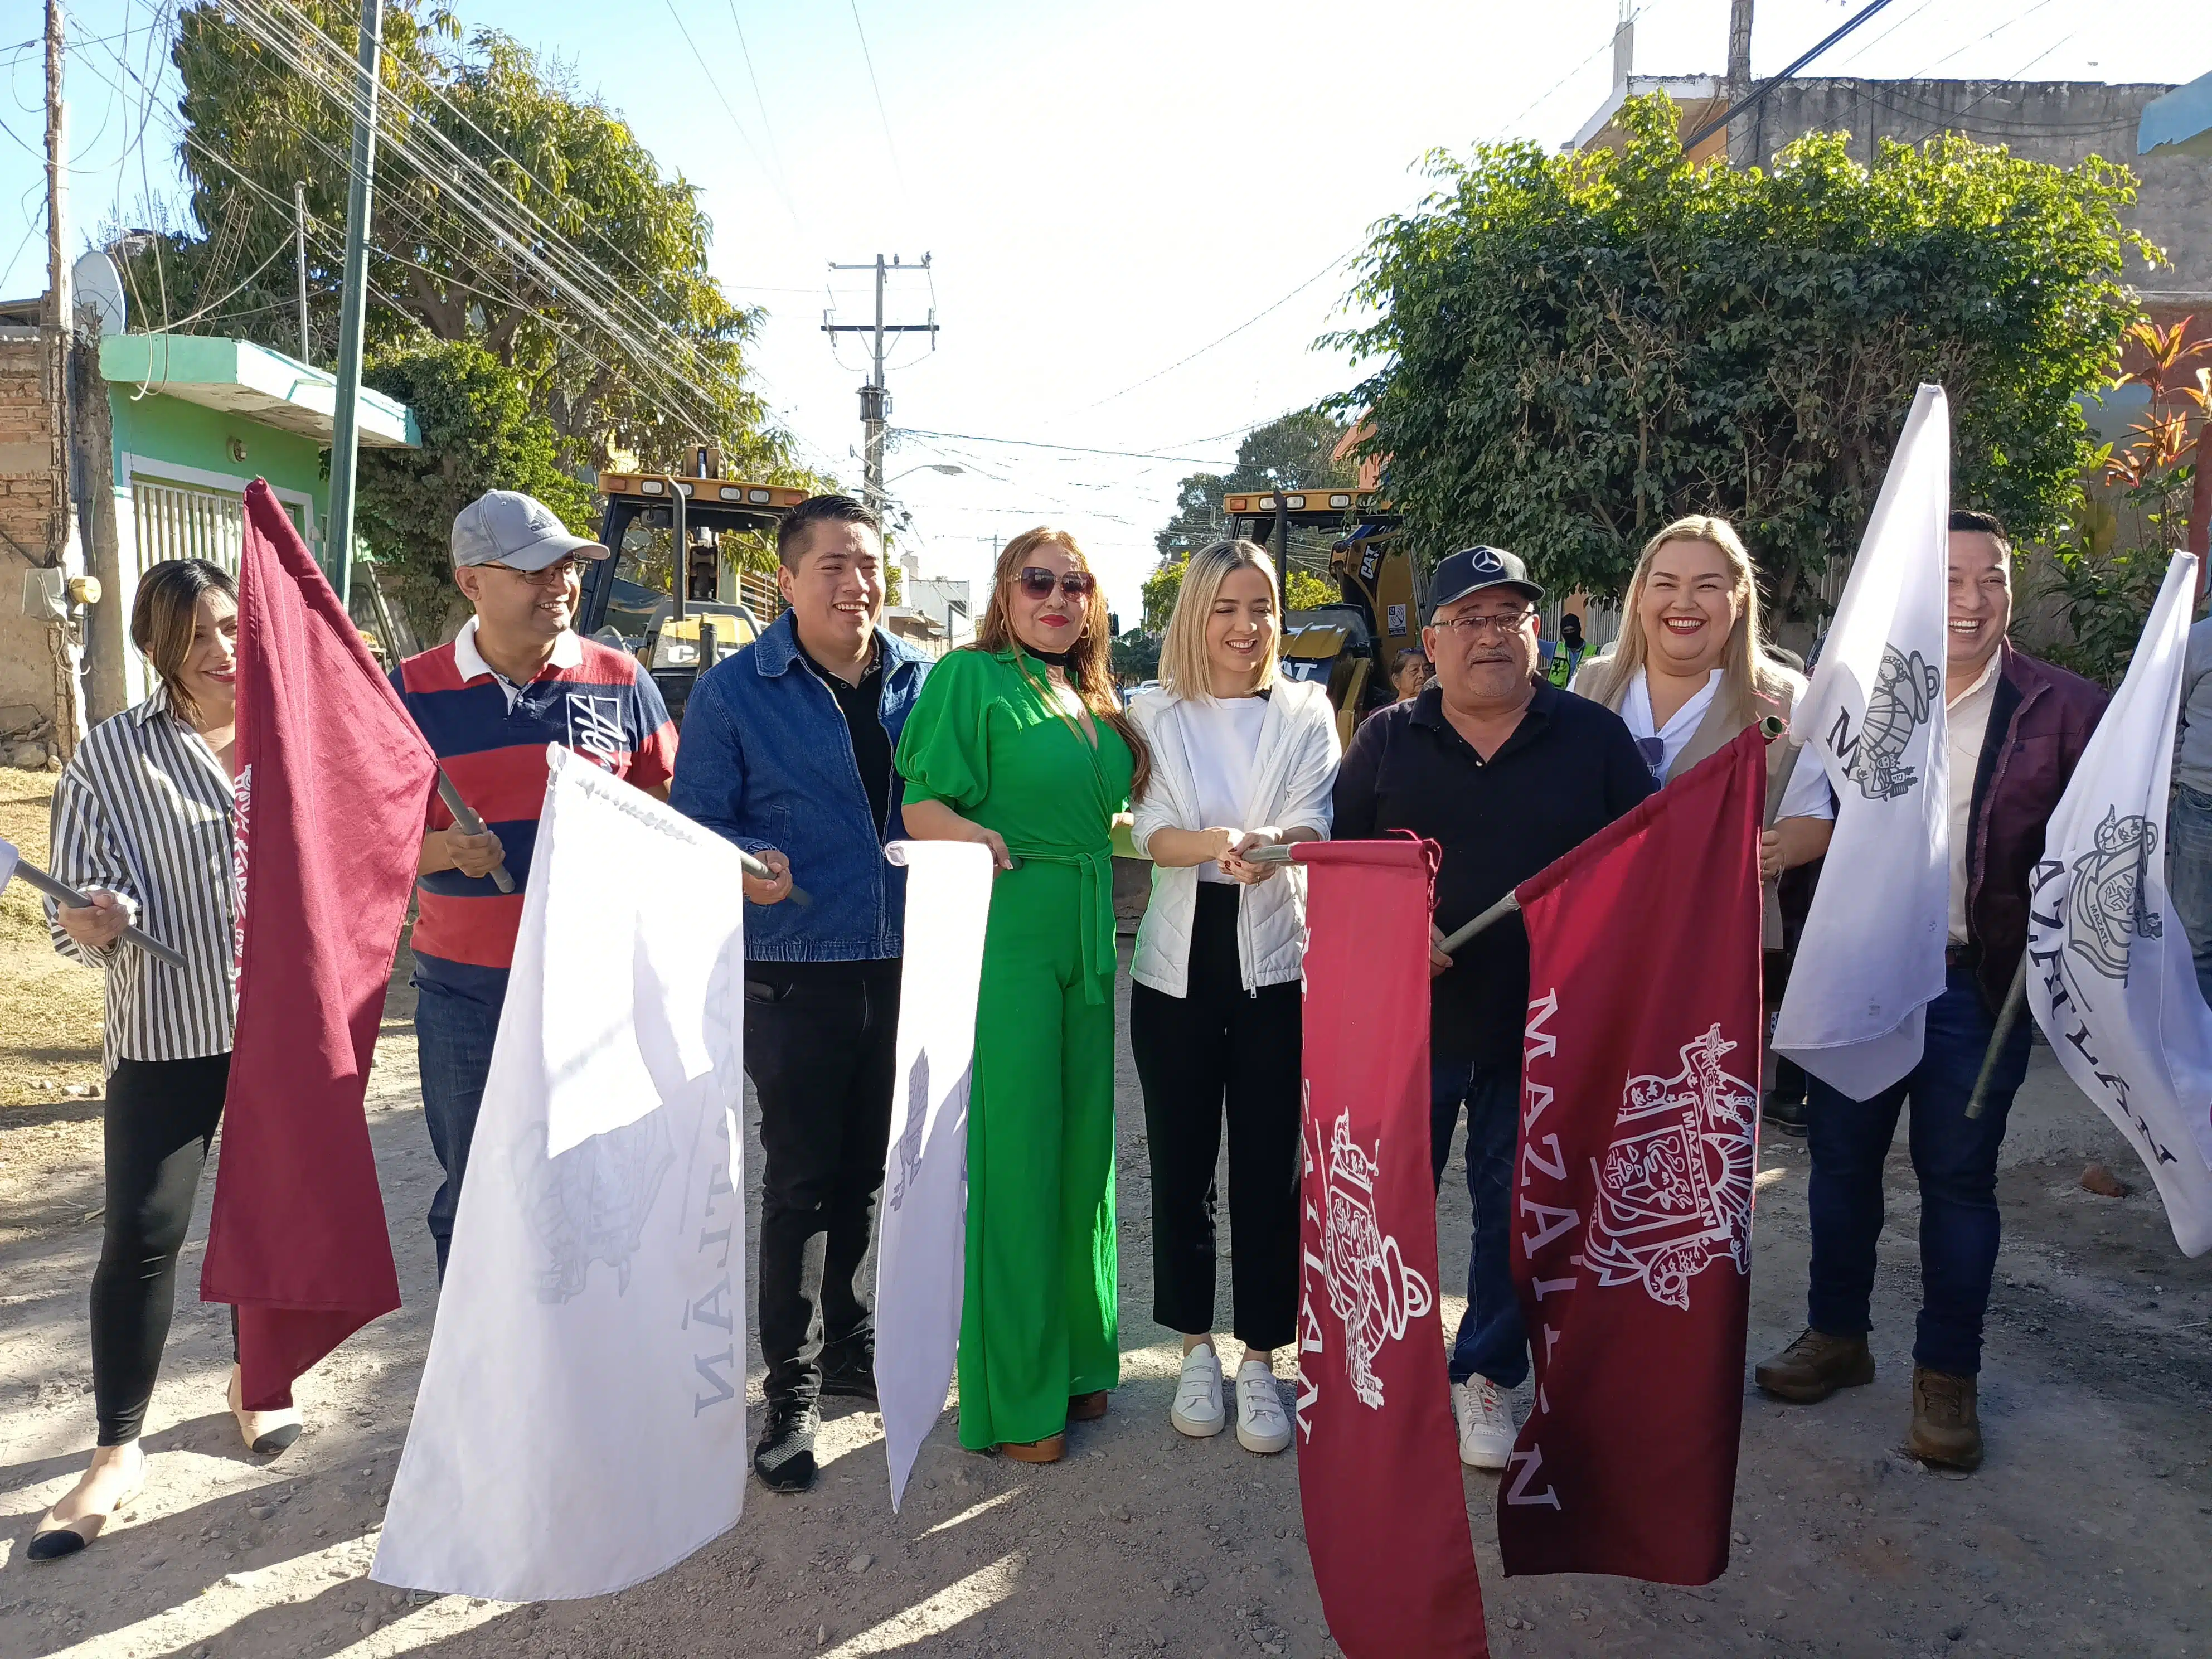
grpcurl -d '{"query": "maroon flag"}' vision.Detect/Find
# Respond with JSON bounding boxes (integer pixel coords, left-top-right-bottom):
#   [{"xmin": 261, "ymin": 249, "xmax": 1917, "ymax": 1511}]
[
  {"xmin": 202, "ymin": 482, "xmax": 437, "ymax": 1408},
  {"xmin": 1500, "ymin": 725, "xmax": 1767, "ymax": 1584},
  {"xmin": 1293, "ymin": 838, "xmax": 1489, "ymax": 1659}
]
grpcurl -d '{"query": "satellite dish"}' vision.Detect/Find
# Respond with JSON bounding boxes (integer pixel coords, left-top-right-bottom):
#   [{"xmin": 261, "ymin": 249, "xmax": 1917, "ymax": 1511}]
[{"xmin": 71, "ymin": 251, "xmax": 127, "ymax": 336}]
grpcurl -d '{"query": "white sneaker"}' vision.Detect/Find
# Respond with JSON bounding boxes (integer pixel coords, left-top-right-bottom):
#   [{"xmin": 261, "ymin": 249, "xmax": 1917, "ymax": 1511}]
[
  {"xmin": 1171, "ymin": 1343, "xmax": 1225, "ymax": 1437},
  {"xmin": 1452, "ymin": 1376, "xmax": 1516, "ymax": 1469},
  {"xmin": 1235, "ymin": 1360, "xmax": 1293, "ymax": 1454}
]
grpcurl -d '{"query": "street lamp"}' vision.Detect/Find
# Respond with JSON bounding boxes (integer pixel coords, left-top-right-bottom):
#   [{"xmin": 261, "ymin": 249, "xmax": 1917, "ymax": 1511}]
[{"xmin": 887, "ymin": 463, "xmax": 965, "ymax": 484}]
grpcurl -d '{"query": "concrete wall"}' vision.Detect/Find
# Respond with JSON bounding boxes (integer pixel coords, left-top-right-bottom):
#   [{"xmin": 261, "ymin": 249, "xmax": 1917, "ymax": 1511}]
[
  {"xmin": 0, "ymin": 328, "xmax": 68, "ymax": 764},
  {"xmin": 1744, "ymin": 80, "xmax": 2210, "ymax": 298}
]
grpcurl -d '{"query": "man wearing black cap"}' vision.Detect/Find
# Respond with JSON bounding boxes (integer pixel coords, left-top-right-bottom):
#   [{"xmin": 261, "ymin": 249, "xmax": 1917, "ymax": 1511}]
[{"xmin": 1332, "ymin": 545, "xmax": 1653, "ymax": 1469}]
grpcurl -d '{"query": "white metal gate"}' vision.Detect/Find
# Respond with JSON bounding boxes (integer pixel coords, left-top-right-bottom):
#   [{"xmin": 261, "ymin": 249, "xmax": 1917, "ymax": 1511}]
[{"xmin": 127, "ymin": 476, "xmax": 306, "ymax": 578}]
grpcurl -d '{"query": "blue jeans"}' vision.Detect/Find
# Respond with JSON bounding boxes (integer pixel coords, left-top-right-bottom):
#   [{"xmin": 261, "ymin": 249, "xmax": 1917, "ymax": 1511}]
[
  {"xmin": 2169, "ymin": 784, "xmax": 2212, "ymax": 1010},
  {"xmin": 1430, "ymin": 1058, "xmax": 1527, "ymax": 1389},
  {"xmin": 1804, "ymin": 967, "xmax": 2030, "ymax": 1376},
  {"xmin": 414, "ymin": 973, "xmax": 506, "ymax": 1279}
]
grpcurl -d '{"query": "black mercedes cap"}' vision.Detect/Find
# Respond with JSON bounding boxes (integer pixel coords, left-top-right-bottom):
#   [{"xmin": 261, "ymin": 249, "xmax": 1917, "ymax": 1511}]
[{"xmin": 1429, "ymin": 545, "xmax": 1544, "ymax": 613}]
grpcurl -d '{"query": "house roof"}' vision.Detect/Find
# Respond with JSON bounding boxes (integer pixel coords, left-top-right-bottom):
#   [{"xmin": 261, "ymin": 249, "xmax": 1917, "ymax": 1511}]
[
  {"xmin": 2140, "ymin": 71, "xmax": 2212, "ymax": 158},
  {"xmin": 99, "ymin": 334, "xmax": 419, "ymax": 449}
]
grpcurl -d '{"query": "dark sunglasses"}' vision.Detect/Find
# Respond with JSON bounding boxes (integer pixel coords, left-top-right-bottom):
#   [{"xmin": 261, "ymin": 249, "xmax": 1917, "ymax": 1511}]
[{"xmin": 1017, "ymin": 566, "xmax": 1096, "ymax": 603}]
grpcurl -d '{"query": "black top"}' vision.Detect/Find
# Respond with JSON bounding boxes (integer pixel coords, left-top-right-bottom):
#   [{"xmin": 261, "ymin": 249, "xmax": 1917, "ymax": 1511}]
[
  {"xmin": 1332, "ymin": 681, "xmax": 1655, "ymax": 1068},
  {"xmin": 797, "ymin": 637, "xmax": 894, "ymax": 838}
]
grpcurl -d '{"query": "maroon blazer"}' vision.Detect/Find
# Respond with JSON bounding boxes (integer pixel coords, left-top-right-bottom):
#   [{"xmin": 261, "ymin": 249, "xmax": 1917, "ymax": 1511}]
[{"xmin": 1962, "ymin": 642, "xmax": 2108, "ymax": 1012}]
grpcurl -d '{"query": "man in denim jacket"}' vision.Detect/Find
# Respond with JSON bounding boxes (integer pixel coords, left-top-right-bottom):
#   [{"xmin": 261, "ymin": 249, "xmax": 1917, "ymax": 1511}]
[{"xmin": 671, "ymin": 494, "xmax": 930, "ymax": 1493}]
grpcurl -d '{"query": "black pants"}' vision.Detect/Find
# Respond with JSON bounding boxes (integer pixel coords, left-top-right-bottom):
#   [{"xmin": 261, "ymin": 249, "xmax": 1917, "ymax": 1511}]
[
  {"xmin": 93, "ymin": 1054, "xmax": 237, "ymax": 1446},
  {"xmin": 1130, "ymin": 883, "xmax": 1302, "ymax": 1352},
  {"xmin": 745, "ymin": 959, "xmax": 900, "ymax": 1407}
]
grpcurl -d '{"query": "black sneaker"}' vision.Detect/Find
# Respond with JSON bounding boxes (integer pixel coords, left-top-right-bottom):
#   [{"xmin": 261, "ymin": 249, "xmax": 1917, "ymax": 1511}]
[
  {"xmin": 1762, "ymin": 1092, "xmax": 1808, "ymax": 1138},
  {"xmin": 753, "ymin": 1400, "xmax": 819, "ymax": 1493},
  {"xmin": 820, "ymin": 1342, "xmax": 878, "ymax": 1403}
]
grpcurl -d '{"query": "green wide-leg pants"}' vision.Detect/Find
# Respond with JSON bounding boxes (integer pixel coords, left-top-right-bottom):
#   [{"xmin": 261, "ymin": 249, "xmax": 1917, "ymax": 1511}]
[{"xmin": 957, "ymin": 861, "xmax": 1119, "ymax": 1449}]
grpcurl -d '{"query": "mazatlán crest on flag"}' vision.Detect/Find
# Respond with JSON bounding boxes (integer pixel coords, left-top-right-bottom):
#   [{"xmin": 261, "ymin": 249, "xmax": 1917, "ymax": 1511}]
[
  {"xmin": 2067, "ymin": 807, "xmax": 2162, "ymax": 988},
  {"xmin": 1584, "ymin": 1025, "xmax": 1757, "ymax": 1311}
]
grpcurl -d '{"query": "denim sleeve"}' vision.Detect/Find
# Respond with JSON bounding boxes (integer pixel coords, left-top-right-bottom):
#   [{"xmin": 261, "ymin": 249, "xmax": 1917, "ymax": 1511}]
[{"xmin": 668, "ymin": 674, "xmax": 774, "ymax": 856}]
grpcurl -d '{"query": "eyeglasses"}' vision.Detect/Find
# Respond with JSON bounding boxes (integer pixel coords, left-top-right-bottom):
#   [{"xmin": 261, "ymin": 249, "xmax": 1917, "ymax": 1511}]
[
  {"xmin": 485, "ymin": 557, "xmax": 581, "ymax": 586},
  {"xmin": 1017, "ymin": 567, "xmax": 1096, "ymax": 603},
  {"xmin": 1432, "ymin": 608, "xmax": 1534, "ymax": 637}
]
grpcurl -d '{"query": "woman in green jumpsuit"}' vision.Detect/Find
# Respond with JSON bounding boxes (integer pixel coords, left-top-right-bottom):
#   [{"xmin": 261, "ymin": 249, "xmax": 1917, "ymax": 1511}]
[{"xmin": 898, "ymin": 527, "xmax": 1148, "ymax": 1461}]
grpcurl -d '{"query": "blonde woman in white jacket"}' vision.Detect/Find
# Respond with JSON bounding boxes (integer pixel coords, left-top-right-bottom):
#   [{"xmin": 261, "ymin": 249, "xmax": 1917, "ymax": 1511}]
[{"xmin": 1127, "ymin": 540, "xmax": 1340, "ymax": 1456}]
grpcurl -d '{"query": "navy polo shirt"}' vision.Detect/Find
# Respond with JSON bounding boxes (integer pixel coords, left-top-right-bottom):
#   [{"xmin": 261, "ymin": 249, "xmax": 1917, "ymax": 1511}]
[{"xmin": 1332, "ymin": 680, "xmax": 1655, "ymax": 1068}]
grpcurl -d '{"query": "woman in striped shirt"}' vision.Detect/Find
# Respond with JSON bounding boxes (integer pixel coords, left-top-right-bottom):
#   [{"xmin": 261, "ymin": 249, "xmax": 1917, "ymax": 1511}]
[{"xmin": 31, "ymin": 559, "xmax": 303, "ymax": 1563}]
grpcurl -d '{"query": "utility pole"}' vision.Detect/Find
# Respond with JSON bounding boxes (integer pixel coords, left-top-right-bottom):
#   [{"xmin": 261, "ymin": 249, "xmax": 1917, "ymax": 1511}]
[
  {"xmin": 44, "ymin": 0, "xmax": 85, "ymax": 757},
  {"xmin": 1611, "ymin": 0, "xmax": 1634, "ymax": 91},
  {"xmin": 1725, "ymin": 0, "xmax": 1755, "ymax": 167},
  {"xmin": 823, "ymin": 254, "xmax": 938, "ymax": 519},
  {"xmin": 45, "ymin": 1, "xmax": 70, "ymax": 346},
  {"xmin": 326, "ymin": 0, "xmax": 386, "ymax": 605},
  {"xmin": 294, "ymin": 181, "xmax": 311, "ymax": 363}
]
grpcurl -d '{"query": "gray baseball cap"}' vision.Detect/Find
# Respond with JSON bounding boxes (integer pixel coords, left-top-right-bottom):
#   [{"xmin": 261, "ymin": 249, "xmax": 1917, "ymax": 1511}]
[{"xmin": 450, "ymin": 491, "xmax": 608, "ymax": 571}]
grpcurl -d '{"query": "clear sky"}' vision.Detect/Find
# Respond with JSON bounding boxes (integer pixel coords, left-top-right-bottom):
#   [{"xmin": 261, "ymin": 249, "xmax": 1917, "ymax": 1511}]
[{"xmin": 4, "ymin": 1, "xmax": 2207, "ymax": 619}]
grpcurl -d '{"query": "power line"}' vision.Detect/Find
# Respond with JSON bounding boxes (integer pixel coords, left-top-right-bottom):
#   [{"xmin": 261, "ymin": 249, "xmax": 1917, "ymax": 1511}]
[
  {"xmin": 1080, "ymin": 251, "xmax": 1352, "ymax": 411},
  {"xmin": 891, "ymin": 427, "xmax": 1235, "ymax": 467},
  {"xmin": 654, "ymin": 0, "xmax": 802, "ymax": 229},
  {"xmin": 725, "ymin": 2, "xmax": 794, "ymax": 216},
  {"xmin": 846, "ymin": 1, "xmax": 908, "ymax": 197},
  {"xmin": 1683, "ymin": 0, "xmax": 1903, "ymax": 153},
  {"xmin": 235, "ymin": 0, "xmax": 767, "ymax": 423}
]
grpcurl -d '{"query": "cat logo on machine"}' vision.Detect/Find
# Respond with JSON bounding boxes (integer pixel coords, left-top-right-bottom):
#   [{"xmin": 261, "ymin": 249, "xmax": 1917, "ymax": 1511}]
[
  {"xmin": 1310, "ymin": 1107, "xmax": 1432, "ymax": 1410},
  {"xmin": 1831, "ymin": 645, "xmax": 1941, "ymax": 801},
  {"xmin": 2068, "ymin": 807, "xmax": 2163, "ymax": 987},
  {"xmin": 1584, "ymin": 1025, "xmax": 1757, "ymax": 1311}
]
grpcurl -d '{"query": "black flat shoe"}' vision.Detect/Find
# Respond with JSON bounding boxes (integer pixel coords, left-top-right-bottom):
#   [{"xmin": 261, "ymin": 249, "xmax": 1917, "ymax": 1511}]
[
  {"xmin": 27, "ymin": 1525, "xmax": 91, "ymax": 1561},
  {"xmin": 754, "ymin": 1400, "xmax": 819, "ymax": 1493},
  {"xmin": 228, "ymin": 1365, "xmax": 303, "ymax": 1456},
  {"xmin": 819, "ymin": 1345, "xmax": 878, "ymax": 1403}
]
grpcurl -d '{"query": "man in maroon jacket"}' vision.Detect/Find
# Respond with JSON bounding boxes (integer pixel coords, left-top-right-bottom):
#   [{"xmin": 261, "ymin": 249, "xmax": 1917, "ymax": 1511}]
[{"xmin": 1755, "ymin": 510, "xmax": 2107, "ymax": 1472}]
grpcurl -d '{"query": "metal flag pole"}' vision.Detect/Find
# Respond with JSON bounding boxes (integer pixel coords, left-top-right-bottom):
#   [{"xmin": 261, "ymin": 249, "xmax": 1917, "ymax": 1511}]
[
  {"xmin": 437, "ymin": 768, "xmax": 808, "ymax": 904},
  {"xmin": 434, "ymin": 769, "xmax": 516, "ymax": 894},
  {"xmin": 1964, "ymin": 955, "xmax": 2030, "ymax": 1120},
  {"xmin": 6, "ymin": 857, "xmax": 189, "ymax": 969},
  {"xmin": 1267, "ymin": 715, "xmax": 1798, "ymax": 959}
]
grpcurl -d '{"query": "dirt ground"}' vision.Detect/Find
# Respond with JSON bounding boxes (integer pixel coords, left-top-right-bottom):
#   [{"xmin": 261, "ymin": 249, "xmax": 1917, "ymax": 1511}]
[{"xmin": 1, "ymin": 890, "xmax": 2208, "ymax": 1657}]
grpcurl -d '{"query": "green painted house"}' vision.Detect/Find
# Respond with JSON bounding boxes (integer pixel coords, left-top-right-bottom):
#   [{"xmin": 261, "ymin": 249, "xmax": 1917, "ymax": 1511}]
[{"xmin": 95, "ymin": 333, "xmax": 419, "ymax": 702}]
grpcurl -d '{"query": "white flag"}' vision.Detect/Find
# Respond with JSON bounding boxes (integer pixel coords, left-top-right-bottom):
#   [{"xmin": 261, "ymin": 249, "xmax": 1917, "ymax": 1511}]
[
  {"xmin": 1775, "ymin": 384, "xmax": 1953, "ymax": 1098},
  {"xmin": 875, "ymin": 840, "xmax": 992, "ymax": 1509},
  {"xmin": 375, "ymin": 746, "xmax": 750, "ymax": 1600},
  {"xmin": 2025, "ymin": 554, "xmax": 2212, "ymax": 1257}
]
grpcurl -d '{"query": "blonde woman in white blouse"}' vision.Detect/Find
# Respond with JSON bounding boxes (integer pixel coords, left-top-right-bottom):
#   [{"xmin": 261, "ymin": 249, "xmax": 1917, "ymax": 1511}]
[
  {"xmin": 1126, "ymin": 540, "xmax": 1340, "ymax": 1456},
  {"xmin": 1573, "ymin": 515, "xmax": 1833, "ymax": 892}
]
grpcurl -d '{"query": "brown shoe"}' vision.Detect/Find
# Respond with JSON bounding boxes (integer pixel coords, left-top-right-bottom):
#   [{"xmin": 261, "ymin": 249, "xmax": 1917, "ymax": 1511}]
[
  {"xmin": 1754, "ymin": 1327, "xmax": 1876, "ymax": 1403},
  {"xmin": 998, "ymin": 1433, "xmax": 1066, "ymax": 1464},
  {"xmin": 1909, "ymin": 1367, "xmax": 1983, "ymax": 1471},
  {"xmin": 1067, "ymin": 1390, "xmax": 1109, "ymax": 1422}
]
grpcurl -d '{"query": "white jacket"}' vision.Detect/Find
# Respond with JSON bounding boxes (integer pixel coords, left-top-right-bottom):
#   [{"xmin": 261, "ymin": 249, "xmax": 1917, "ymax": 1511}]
[{"xmin": 1127, "ymin": 678, "xmax": 1341, "ymax": 997}]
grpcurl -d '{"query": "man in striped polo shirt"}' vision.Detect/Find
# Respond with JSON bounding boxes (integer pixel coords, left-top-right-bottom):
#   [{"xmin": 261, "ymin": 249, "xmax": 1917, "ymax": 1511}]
[{"xmin": 391, "ymin": 491, "xmax": 677, "ymax": 1277}]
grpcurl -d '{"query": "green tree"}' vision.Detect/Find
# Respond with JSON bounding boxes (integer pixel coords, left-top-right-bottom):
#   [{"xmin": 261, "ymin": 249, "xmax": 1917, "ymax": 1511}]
[
  {"xmin": 144, "ymin": 3, "xmax": 792, "ymax": 481},
  {"xmin": 355, "ymin": 337, "xmax": 595, "ymax": 639},
  {"xmin": 1332, "ymin": 96, "xmax": 2151, "ymax": 618},
  {"xmin": 1153, "ymin": 411, "xmax": 1357, "ymax": 560},
  {"xmin": 2034, "ymin": 317, "xmax": 2210, "ymax": 683}
]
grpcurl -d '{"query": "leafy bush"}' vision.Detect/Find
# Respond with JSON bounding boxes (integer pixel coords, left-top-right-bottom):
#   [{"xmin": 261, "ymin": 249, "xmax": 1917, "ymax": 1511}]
[
  {"xmin": 355, "ymin": 338, "xmax": 596, "ymax": 642},
  {"xmin": 1336, "ymin": 95, "xmax": 2152, "ymax": 619}
]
